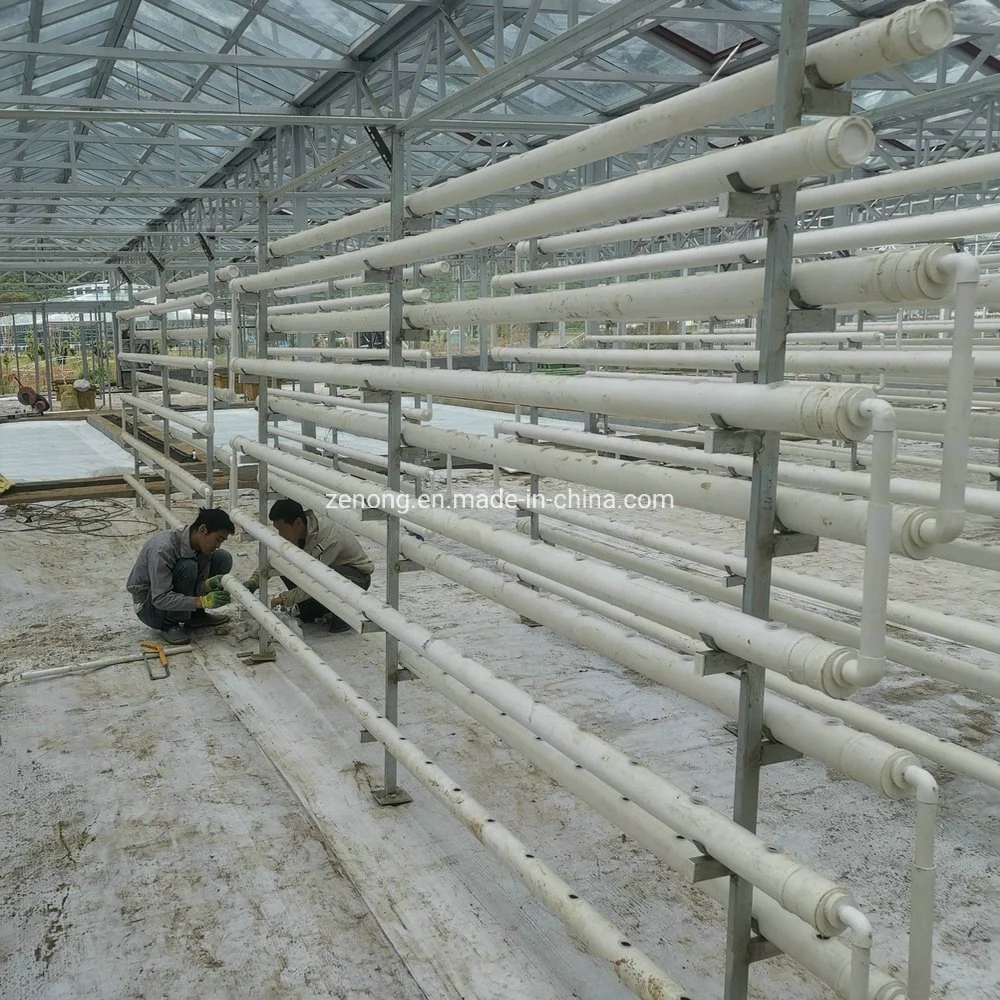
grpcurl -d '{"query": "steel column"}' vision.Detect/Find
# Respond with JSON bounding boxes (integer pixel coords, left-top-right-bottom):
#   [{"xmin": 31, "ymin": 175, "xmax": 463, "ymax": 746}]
[{"xmin": 725, "ymin": 2, "xmax": 809, "ymax": 997}]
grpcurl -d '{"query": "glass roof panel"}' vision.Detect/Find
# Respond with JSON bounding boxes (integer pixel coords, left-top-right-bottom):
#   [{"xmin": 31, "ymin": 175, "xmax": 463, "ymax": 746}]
[
  {"xmin": 38, "ymin": 4, "xmax": 116, "ymax": 42},
  {"xmin": 156, "ymin": 0, "xmax": 247, "ymax": 33},
  {"xmin": 0, "ymin": 3, "xmax": 28, "ymax": 35},
  {"xmin": 134, "ymin": 5, "xmax": 228, "ymax": 50},
  {"xmin": 264, "ymin": 0, "xmax": 378, "ymax": 47},
  {"xmin": 242, "ymin": 15, "xmax": 342, "ymax": 59},
  {"xmin": 511, "ymin": 83, "xmax": 594, "ymax": 117},
  {"xmin": 597, "ymin": 35, "xmax": 692, "ymax": 75},
  {"xmin": 664, "ymin": 19, "xmax": 754, "ymax": 55}
]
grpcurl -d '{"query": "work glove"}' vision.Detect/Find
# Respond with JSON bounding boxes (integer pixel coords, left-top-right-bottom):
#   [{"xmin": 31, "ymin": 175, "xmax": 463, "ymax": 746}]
[
  {"xmin": 244, "ymin": 572, "xmax": 260, "ymax": 594},
  {"xmin": 270, "ymin": 590, "xmax": 294, "ymax": 610},
  {"xmin": 204, "ymin": 574, "xmax": 226, "ymax": 592},
  {"xmin": 200, "ymin": 590, "xmax": 231, "ymax": 610}
]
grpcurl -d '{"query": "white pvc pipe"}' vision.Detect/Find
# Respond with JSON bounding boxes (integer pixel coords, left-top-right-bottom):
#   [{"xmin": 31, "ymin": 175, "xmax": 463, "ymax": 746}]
[
  {"xmin": 586, "ymin": 332, "xmax": 885, "ymax": 345},
  {"xmin": 256, "ymin": 389, "xmax": 985, "ymax": 567},
  {"xmin": 529, "ymin": 146, "xmax": 1000, "ymax": 258},
  {"xmin": 493, "ymin": 204, "xmax": 1000, "ymax": 291},
  {"xmin": 266, "ymin": 347, "xmax": 431, "ymax": 363},
  {"xmin": 262, "ymin": 2, "xmax": 949, "ymax": 259},
  {"xmin": 268, "ymin": 288, "xmax": 430, "ymax": 315},
  {"xmin": 131, "ymin": 327, "xmax": 211, "ymax": 342},
  {"xmin": 237, "ymin": 117, "xmax": 874, "ymax": 293},
  {"xmin": 117, "ymin": 292, "xmax": 214, "ymax": 321},
  {"xmin": 269, "ymin": 427, "xmax": 433, "ymax": 482},
  {"xmin": 397, "ymin": 648, "xmax": 904, "ymax": 1000},
  {"xmin": 241, "ymin": 436, "xmax": 860, "ymax": 702},
  {"xmin": 904, "ymin": 767, "xmax": 939, "ymax": 1000},
  {"xmin": 270, "ymin": 263, "xmax": 452, "ymax": 297},
  {"xmin": 222, "ymin": 578, "xmax": 688, "ymax": 1000},
  {"xmin": 238, "ymin": 357, "xmax": 875, "ymax": 440},
  {"xmin": 120, "ymin": 431, "xmax": 212, "ymax": 500},
  {"xmin": 119, "ymin": 351, "xmax": 215, "ymax": 372},
  {"xmin": 908, "ymin": 254, "xmax": 979, "ymax": 547},
  {"xmin": 165, "ymin": 265, "xmax": 241, "ymax": 294},
  {"xmin": 267, "ymin": 386, "xmax": 429, "ymax": 422},
  {"xmin": 133, "ymin": 370, "xmax": 240, "ymax": 404},
  {"xmin": 230, "ymin": 500, "xmax": 856, "ymax": 935},
  {"xmin": 124, "ymin": 471, "xmax": 185, "ymax": 528},
  {"xmin": 272, "ymin": 470, "xmax": 1000, "ymax": 789},
  {"xmin": 121, "ymin": 394, "xmax": 212, "ymax": 436}
]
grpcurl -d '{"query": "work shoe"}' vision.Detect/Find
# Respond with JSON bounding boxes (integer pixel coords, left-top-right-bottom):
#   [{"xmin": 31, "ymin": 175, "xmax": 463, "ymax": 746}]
[
  {"xmin": 162, "ymin": 624, "xmax": 190, "ymax": 644},
  {"xmin": 327, "ymin": 616, "xmax": 352, "ymax": 634},
  {"xmin": 188, "ymin": 609, "xmax": 230, "ymax": 629}
]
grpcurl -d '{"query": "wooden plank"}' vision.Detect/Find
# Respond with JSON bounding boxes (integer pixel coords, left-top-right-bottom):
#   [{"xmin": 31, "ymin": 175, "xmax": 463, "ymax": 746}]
[{"xmin": 1, "ymin": 466, "xmax": 258, "ymax": 506}]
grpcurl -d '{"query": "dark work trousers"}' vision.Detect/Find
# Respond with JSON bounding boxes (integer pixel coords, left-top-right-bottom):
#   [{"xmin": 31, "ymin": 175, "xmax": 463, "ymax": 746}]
[
  {"xmin": 136, "ymin": 549, "xmax": 234, "ymax": 633},
  {"xmin": 279, "ymin": 564, "xmax": 372, "ymax": 629}
]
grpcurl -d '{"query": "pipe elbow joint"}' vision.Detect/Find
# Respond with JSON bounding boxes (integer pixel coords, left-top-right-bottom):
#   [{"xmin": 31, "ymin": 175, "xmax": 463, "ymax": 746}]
[
  {"xmin": 854, "ymin": 396, "xmax": 896, "ymax": 433},
  {"xmin": 936, "ymin": 251, "xmax": 981, "ymax": 286},
  {"xmin": 837, "ymin": 903, "xmax": 873, "ymax": 949},
  {"xmin": 910, "ymin": 507, "xmax": 965, "ymax": 549},
  {"xmin": 903, "ymin": 764, "xmax": 940, "ymax": 805},
  {"xmin": 837, "ymin": 652, "xmax": 885, "ymax": 690}
]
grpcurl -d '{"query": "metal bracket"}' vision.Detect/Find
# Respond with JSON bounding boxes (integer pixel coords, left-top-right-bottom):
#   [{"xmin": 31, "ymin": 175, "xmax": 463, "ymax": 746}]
[
  {"xmin": 519, "ymin": 615, "xmax": 543, "ymax": 628},
  {"xmin": 399, "ymin": 327, "xmax": 431, "ymax": 343},
  {"xmin": 747, "ymin": 931, "xmax": 783, "ymax": 964},
  {"xmin": 801, "ymin": 84, "xmax": 852, "ymax": 117},
  {"xmin": 399, "ymin": 446, "xmax": 425, "ymax": 462},
  {"xmin": 360, "ymin": 729, "xmax": 376, "ymax": 744},
  {"xmin": 371, "ymin": 786, "xmax": 413, "ymax": 806},
  {"xmin": 146, "ymin": 250, "xmax": 165, "ymax": 273},
  {"xmin": 360, "ymin": 506, "xmax": 388, "ymax": 521},
  {"xmin": 723, "ymin": 564, "xmax": 746, "ymax": 589},
  {"xmin": 364, "ymin": 125, "xmax": 392, "ymax": 170},
  {"xmin": 402, "ymin": 216, "xmax": 433, "ymax": 235},
  {"xmin": 196, "ymin": 232, "xmax": 215, "ymax": 261},
  {"xmin": 694, "ymin": 647, "xmax": 748, "ymax": 677},
  {"xmin": 397, "ymin": 559, "xmax": 424, "ymax": 573},
  {"xmin": 771, "ymin": 531, "xmax": 819, "ymax": 558},
  {"xmin": 361, "ymin": 388, "xmax": 392, "ymax": 403},
  {"xmin": 363, "ymin": 268, "xmax": 392, "ymax": 283},
  {"xmin": 760, "ymin": 739, "xmax": 805, "ymax": 766},
  {"xmin": 704, "ymin": 425, "xmax": 763, "ymax": 456},
  {"xmin": 686, "ymin": 853, "xmax": 731, "ymax": 883},
  {"xmin": 391, "ymin": 667, "xmax": 414, "ymax": 682},
  {"xmin": 786, "ymin": 307, "xmax": 836, "ymax": 334},
  {"xmin": 718, "ymin": 191, "xmax": 773, "ymax": 220}
]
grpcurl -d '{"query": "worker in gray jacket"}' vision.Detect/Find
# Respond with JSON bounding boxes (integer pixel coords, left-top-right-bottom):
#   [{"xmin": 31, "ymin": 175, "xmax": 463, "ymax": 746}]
[
  {"xmin": 245, "ymin": 498, "xmax": 374, "ymax": 632},
  {"xmin": 127, "ymin": 507, "xmax": 235, "ymax": 643}
]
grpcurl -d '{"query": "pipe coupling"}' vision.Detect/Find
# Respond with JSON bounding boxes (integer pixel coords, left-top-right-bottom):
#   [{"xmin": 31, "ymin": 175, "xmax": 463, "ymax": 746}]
[
  {"xmin": 877, "ymin": 2, "xmax": 953, "ymax": 65},
  {"xmin": 872, "ymin": 245, "xmax": 954, "ymax": 303}
]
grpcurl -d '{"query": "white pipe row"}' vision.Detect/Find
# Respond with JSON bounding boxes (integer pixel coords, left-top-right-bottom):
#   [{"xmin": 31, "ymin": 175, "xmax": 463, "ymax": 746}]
[
  {"xmin": 259, "ymin": 247, "xmax": 954, "ymax": 334},
  {"xmin": 266, "ymin": 347, "xmax": 432, "ymax": 363},
  {"xmin": 235, "ymin": 117, "xmax": 875, "ymax": 294},
  {"xmin": 267, "ymin": 470, "xmax": 920, "ymax": 798},
  {"xmin": 262, "ymin": 2, "xmax": 950, "ymax": 259},
  {"xmin": 493, "ymin": 204, "xmax": 1000, "ymax": 291},
  {"xmin": 221, "ymin": 576, "xmax": 688, "ymax": 1000},
  {"xmin": 121, "ymin": 394, "xmax": 212, "ymax": 436},
  {"xmin": 586, "ymin": 332, "xmax": 886, "ymax": 345},
  {"xmin": 255, "ymin": 388, "xmax": 985, "ymax": 566},
  {"xmin": 270, "ymin": 262, "xmax": 452, "ymax": 298},
  {"xmin": 117, "ymin": 292, "xmax": 214, "ymax": 322},
  {"xmin": 268, "ymin": 288, "xmax": 430, "ymax": 315},
  {"xmin": 523, "ymin": 148, "xmax": 1000, "ymax": 257},
  {"xmin": 120, "ymin": 431, "xmax": 211, "ymax": 501},
  {"xmin": 236, "ymin": 357, "xmax": 876, "ymax": 440},
  {"xmin": 228, "ymin": 479, "xmax": 856, "ymax": 935},
  {"xmin": 166, "ymin": 265, "xmax": 241, "ymax": 294},
  {"xmin": 118, "ymin": 351, "xmax": 215, "ymax": 373}
]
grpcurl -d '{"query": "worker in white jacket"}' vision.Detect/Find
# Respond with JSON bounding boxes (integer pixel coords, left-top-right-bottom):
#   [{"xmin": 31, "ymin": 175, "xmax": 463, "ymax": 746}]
[{"xmin": 245, "ymin": 498, "xmax": 375, "ymax": 632}]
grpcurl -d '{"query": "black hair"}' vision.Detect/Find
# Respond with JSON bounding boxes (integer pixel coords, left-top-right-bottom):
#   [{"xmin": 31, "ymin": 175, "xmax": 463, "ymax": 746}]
[
  {"xmin": 268, "ymin": 498, "xmax": 307, "ymax": 525},
  {"xmin": 191, "ymin": 507, "xmax": 235, "ymax": 534}
]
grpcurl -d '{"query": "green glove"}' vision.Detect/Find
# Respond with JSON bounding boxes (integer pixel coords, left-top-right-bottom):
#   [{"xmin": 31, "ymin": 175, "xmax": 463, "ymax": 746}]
[
  {"xmin": 200, "ymin": 590, "xmax": 231, "ymax": 610},
  {"xmin": 204, "ymin": 574, "xmax": 226, "ymax": 592},
  {"xmin": 244, "ymin": 572, "xmax": 260, "ymax": 594}
]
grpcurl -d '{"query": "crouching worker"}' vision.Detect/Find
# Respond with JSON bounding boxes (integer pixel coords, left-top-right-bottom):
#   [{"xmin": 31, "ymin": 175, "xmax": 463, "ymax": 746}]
[
  {"xmin": 127, "ymin": 507, "xmax": 235, "ymax": 643},
  {"xmin": 245, "ymin": 499, "xmax": 374, "ymax": 633}
]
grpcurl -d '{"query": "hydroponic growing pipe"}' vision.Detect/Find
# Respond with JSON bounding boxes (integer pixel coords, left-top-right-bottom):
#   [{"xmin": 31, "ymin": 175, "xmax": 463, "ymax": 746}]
[{"xmin": 262, "ymin": 2, "xmax": 950, "ymax": 259}]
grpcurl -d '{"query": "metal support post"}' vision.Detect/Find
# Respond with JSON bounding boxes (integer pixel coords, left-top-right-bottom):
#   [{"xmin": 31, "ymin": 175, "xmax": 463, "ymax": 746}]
[
  {"xmin": 40, "ymin": 304, "xmax": 53, "ymax": 406},
  {"xmin": 256, "ymin": 204, "xmax": 271, "ymax": 650},
  {"xmin": 375, "ymin": 126, "xmax": 411, "ymax": 807},
  {"xmin": 724, "ymin": 3, "xmax": 808, "ymax": 997},
  {"xmin": 290, "ymin": 125, "xmax": 317, "ymax": 445}
]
